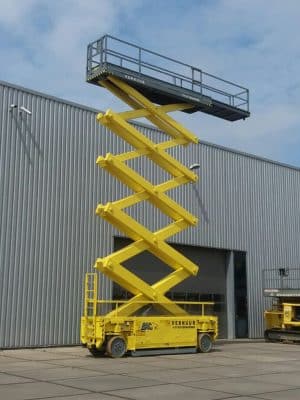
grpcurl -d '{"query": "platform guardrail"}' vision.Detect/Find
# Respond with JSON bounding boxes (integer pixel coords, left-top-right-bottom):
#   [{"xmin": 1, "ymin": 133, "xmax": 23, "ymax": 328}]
[
  {"xmin": 263, "ymin": 268, "xmax": 300, "ymax": 291},
  {"xmin": 87, "ymin": 35, "xmax": 249, "ymax": 112}
]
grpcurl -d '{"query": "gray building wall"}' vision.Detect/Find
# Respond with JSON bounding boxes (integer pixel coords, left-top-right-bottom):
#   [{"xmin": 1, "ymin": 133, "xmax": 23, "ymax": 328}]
[{"xmin": 1, "ymin": 80, "xmax": 300, "ymax": 348}]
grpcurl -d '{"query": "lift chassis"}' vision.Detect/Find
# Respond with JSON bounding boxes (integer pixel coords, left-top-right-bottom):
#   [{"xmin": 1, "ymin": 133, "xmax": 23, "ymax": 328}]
[{"xmin": 81, "ymin": 274, "xmax": 217, "ymax": 357}]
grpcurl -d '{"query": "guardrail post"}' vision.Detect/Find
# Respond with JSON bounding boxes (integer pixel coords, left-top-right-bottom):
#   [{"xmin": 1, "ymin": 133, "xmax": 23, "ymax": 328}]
[
  {"xmin": 191, "ymin": 67, "xmax": 194, "ymax": 91},
  {"xmin": 247, "ymin": 90, "xmax": 249, "ymax": 112},
  {"xmin": 100, "ymin": 39, "xmax": 103, "ymax": 65},
  {"xmin": 139, "ymin": 48, "xmax": 141, "ymax": 75},
  {"xmin": 200, "ymin": 70, "xmax": 203, "ymax": 95},
  {"xmin": 104, "ymin": 36, "xmax": 108, "ymax": 63}
]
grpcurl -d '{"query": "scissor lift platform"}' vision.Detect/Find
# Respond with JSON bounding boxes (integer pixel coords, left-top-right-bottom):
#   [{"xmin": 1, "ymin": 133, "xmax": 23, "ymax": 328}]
[
  {"xmin": 81, "ymin": 35, "xmax": 249, "ymax": 357},
  {"xmin": 87, "ymin": 35, "xmax": 250, "ymax": 122}
]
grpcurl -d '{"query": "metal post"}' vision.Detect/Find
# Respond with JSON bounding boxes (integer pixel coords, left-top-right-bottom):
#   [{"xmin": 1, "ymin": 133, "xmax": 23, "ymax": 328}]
[
  {"xmin": 139, "ymin": 48, "xmax": 141, "ymax": 75},
  {"xmin": 192, "ymin": 67, "xmax": 194, "ymax": 91},
  {"xmin": 247, "ymin": 90, "xmax": 249, "ymax": 112},
  {"xmin": 226, "ymin": 251, "xmax": 235, "ymax": 339},
  {"xmin": 93, "ymin": 273, "xmax": 98, "ymax": 317},
  {"xmin": 100, "ymin": 39, "xmax": 103, "ymax": 65},
  {"xmin": 104, "ymin": 36, "xmax": 107, "ymax": 63},
  {"xmin": 200, "ymin": 70, "xmax": 203, "ymax": 94}
]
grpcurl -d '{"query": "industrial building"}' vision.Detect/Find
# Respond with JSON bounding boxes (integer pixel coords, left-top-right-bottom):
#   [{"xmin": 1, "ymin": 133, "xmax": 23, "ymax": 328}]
[{"xmin": 1, "ymin": 78, "xmax": 300, "ymax": 348}]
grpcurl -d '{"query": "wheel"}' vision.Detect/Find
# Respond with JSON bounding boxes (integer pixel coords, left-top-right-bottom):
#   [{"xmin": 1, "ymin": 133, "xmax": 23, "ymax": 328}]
[
  {"xmin": 88, "ymin": 346, "xmax": 105, "ymax": 357},
  {"xmin": 198, "ymin": 333, "xmax": 213, "ymax": 353},
  {"xmin": 106, "ymin": 336, "xmax": 127, "ymax": 358}
]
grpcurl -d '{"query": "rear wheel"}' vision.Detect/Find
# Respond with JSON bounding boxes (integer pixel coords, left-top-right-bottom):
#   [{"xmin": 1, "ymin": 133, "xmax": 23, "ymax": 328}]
[
  {"xmin": 106, "ymin": 336, "xmax": 127, "ymax": 358},
  {"xmin": 198, "ymin": 333, "xmax": 213, "ymax": 353}
]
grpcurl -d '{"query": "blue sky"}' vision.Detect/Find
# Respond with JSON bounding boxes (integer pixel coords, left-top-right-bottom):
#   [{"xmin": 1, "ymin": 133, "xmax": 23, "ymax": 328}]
[{"xmin": 1, "ymin": 0, "xmax": 300, "ymax": 166}]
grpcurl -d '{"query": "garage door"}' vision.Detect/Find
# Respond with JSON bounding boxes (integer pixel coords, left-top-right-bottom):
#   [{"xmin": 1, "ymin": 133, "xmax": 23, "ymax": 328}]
[{"xmin": 113, "ymin": 237, "xmax": 228, "ymax": 338}]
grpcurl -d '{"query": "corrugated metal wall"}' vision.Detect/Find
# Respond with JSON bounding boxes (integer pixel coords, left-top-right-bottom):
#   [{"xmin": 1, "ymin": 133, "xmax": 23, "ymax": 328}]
[
  {"xmin": 0, "ymin": 81, "xmax": 116, "ymax": 347},
  {"xmin": 1, "ymin": 80, "xmax": 300, "ymax": 347}
]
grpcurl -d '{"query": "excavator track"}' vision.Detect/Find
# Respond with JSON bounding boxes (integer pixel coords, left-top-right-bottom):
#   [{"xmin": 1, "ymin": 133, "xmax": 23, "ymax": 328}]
[{"xmin": 265, "ymin": 328, "xmax": 300, "ymax": 343}]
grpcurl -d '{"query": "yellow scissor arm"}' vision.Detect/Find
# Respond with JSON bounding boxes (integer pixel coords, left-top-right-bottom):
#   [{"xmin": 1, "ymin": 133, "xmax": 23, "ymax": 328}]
[{"xmin": 94, "ymin": 76, "xmax": 200, "ymax": 317}]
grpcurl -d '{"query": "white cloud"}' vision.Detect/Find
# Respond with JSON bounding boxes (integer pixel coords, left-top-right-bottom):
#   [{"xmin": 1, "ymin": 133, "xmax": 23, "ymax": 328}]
[
  {"xmin": 1, "ymin": 0, "xmax": 300, "ymax": 165},
  {"xmin": 0, "ymin": 0, "xmax": 37, "ymax": 25}
]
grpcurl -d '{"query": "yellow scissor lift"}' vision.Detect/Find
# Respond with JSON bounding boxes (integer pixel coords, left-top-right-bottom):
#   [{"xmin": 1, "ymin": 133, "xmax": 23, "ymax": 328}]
[{"xmin": 81, "ymin": 35, "xmax": 250, "ymax": 357}]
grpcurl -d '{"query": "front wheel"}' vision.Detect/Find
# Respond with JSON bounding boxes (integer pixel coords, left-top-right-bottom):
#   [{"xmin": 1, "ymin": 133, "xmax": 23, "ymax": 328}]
[
  {"xmin": 106, "ymin": 336, "xmax": 127, "ymax": 358},
  {"xmin": 198, "ymin": 333, "xmax": 213, "ymax": 353}
]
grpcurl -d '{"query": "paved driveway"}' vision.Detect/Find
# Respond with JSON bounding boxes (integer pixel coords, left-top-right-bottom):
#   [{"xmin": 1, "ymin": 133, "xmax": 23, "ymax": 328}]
[{"xmin": 1, "ymin": 341, "xmax": 300, "ymax": 399}]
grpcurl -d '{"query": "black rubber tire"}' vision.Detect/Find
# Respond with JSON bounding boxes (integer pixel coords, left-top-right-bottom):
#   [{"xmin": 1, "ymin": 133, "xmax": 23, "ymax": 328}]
[
  {"xmin": 106, "ymin": 336, "xmax": 127, "ymax": 358},
  {"xmin": 88, "ymin": 346, "xmax": 105, "ymax": 357},
  {"xmin": 198, "ymin": 333, "xmax": 213, "ymax": 353}
]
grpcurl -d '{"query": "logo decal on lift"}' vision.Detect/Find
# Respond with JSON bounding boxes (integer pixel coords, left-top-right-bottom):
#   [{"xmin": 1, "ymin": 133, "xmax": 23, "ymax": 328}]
[
  {"xmin": 140, "ymin": 322, "xmax": 153, "ymax": 331},
  {"xmin": 171, "ymin": 320, "xmax": 196, "ymax": 328},
  {"xmin": 124, "ymin": 74, "xmax": 145, "ymax": 85}
]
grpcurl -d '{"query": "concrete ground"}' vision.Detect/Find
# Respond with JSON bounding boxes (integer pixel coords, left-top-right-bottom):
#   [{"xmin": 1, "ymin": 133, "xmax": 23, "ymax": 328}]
[{"xmin": 1, "ymin": 341, "xmax": 300, "ymax": 399}]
